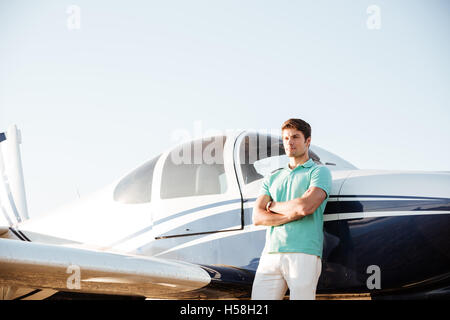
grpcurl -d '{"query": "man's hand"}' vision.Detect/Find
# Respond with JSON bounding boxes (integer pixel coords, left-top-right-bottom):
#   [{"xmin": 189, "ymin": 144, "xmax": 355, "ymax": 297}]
[{"xmin": 252, "ymin": 195, "xmax": 292, "ymax": 227}]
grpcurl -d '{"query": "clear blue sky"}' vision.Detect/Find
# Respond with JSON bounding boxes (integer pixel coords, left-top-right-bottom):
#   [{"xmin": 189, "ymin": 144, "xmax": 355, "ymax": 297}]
[{"xmin": 1, "ymin": 0, "xmax": 449, "ymax": 217}]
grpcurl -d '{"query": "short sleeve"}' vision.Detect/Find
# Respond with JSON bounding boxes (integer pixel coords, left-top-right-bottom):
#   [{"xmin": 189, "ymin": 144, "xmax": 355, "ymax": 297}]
[
  {"xmin": 309, "ymin": 166, "xmax": 332, "ymax": 198},
  {"xmin": 259, "ymin": 174, "xmax": 272, "ymax": 197}
]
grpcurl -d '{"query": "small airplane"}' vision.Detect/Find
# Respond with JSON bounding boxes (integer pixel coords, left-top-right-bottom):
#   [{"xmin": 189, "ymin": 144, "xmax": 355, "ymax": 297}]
[{"xmin": 0, "ymin": 124, "xmax": 449, "ymax": 300}]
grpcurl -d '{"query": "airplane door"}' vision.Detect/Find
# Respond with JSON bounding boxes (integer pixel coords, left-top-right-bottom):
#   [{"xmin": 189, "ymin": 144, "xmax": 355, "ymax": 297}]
[
  {"xmin": 233, "ymin": 132, "xmax": 288, "ymax": 227},
  {"xmin": 151, "ymin": 135, "xmax": 244, "ymax": 239}
]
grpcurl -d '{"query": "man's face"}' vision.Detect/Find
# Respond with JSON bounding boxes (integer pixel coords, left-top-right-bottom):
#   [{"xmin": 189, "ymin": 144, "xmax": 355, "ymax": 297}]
[{"xmin": 282, "ymin": 128, "xmax": 311, "ymax": 158}]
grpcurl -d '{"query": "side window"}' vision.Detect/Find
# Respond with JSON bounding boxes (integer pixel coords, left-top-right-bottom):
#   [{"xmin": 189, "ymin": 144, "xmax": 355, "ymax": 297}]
[
  {"xmin": 239, "ymin": 133, "xmax": 322, "ymax": 184},
  {"xmin": 160, "ymin": 136, "xmax": 227, "ymax": 199},
  {"xmin": 239, "ymin": 133, "xmax": 286, "ymax": 185},
  {"xmin": 253, "ymin": 155, "xmax": 289, "ymax": 177},
  {"xmin": 113, "ymin": 154, "xmax": 161, "ymax": 204}
]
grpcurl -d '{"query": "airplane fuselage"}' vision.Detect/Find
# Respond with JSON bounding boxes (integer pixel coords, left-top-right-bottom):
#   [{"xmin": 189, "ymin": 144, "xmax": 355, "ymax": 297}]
[{"xmin": 9, "ymin": 131, "xmax": 450, "ymax": 299}]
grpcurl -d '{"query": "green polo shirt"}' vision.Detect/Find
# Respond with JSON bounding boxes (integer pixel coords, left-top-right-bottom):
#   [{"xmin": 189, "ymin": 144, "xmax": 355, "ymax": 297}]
[{"xmin": 260, "ymin": 158, "xmax": 332, "ymax": 258}]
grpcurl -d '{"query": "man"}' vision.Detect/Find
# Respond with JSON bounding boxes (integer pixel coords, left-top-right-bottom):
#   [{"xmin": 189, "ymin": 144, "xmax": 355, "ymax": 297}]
[{"xmin": 251, "ymin": 118, "xmax": 332, "ymax": 300}]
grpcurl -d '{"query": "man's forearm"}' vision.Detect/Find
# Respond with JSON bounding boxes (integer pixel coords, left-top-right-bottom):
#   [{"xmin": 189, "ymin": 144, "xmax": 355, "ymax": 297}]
[
  {"xmin": 253, "ymin": 207, "xmax": 292, "ymax": 226},
  {"xmin": 269, "ymin": 198, "xmax": 310, "ymax": 221}
]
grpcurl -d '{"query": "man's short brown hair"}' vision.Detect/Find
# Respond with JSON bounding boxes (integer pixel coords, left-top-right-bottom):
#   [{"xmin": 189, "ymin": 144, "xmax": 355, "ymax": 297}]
[{"xmin": 281, "ymin": 118, "xmax": 311, "ymax": 140}]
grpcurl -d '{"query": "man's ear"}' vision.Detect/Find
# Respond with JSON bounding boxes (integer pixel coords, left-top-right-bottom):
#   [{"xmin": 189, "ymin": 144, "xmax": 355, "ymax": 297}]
[{"xmin": 306, "ymin": 136, "xmax": 311, "ymax": 147}]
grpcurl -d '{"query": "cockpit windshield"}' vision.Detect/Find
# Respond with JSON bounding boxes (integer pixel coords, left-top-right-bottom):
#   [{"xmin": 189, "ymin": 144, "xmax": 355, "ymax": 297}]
[{"xmin": 113, "ymin": 154, "xmax": 161, "ymax": 204}]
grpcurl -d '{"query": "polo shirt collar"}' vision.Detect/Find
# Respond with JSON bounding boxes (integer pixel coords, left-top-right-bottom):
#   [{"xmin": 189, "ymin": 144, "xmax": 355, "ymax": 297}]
[{"xmin": 286, "ymin": 158, "xmax": 314, "ymax": 171}]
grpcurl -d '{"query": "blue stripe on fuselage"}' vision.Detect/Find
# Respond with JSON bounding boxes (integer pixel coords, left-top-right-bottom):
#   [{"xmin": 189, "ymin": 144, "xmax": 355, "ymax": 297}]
[
  {"xmin": 109, "ymin": 198, "xmax": 242, "ymax": 247},
  {"xmin": 112, "ymin": 195, "xmax": 449, "ymax": 247},
  {"xmin": 153, "ymin": 198, "xmax": 242, "ymax": 226}
]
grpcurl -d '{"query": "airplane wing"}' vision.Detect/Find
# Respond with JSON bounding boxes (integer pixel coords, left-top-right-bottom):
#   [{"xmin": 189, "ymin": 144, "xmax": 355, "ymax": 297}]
[
  {"xmin": 0, "ymin": 238, "xmax": 213, "ymax": 299},
  {"xmin": 0, "ymin": 126, "xmax": 256, "ymax": 299}
]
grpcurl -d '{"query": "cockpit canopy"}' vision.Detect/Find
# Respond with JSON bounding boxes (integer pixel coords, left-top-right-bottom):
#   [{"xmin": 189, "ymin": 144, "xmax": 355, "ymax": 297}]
[{"xmin": 113, "ymin": 131, "xmax": 356, "ymax": 204}]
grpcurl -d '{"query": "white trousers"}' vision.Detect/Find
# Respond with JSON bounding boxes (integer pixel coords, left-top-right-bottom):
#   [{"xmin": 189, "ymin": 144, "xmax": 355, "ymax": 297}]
[{"xmin": 251, "ymin": 253, "xmax": 322, "ymax": 300}]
